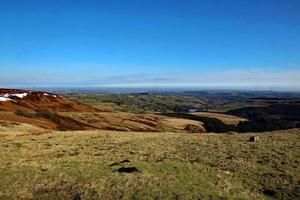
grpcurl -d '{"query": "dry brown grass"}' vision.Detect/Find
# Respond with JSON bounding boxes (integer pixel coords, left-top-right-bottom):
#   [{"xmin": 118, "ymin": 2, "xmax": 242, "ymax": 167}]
[
  {"xmin": 191, "ymin": 112, "xmax": 247, "ymax": 125},
  {"xmin": 0, "ymin": 126, "xmax": 299, "ymax": 200},
  {"xmin": 0, "ymin": 111, "xmax": 57, "ymax": 130},
  {"xmin": 61, "ymin": 111, "xmax": 206, "ymax": 133},
  {"xmin": 0, "ymin": 120, "xmax": 50, "ymax": 136}
]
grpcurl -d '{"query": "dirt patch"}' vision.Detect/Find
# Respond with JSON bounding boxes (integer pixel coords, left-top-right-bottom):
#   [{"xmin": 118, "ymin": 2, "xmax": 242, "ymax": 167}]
[{"xmin": 115, "ymin": 167, "xmax": 139, "ymax": 173}]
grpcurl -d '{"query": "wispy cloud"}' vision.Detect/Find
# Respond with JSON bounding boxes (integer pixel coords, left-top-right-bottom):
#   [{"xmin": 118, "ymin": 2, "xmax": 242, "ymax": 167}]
[{"xmin": 1, "ymin": 67, "xmax": 300, "ymax": 91}]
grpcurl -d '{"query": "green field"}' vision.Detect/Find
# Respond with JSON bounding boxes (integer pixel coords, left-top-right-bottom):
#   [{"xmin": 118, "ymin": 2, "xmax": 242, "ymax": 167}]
[
  {"xmin": 63, "ymin": 93, "xmax": 205, "ymax": 113},
  {"xmin": 0, "ymin": 129, "xmax": 299, "ymax": 200}
]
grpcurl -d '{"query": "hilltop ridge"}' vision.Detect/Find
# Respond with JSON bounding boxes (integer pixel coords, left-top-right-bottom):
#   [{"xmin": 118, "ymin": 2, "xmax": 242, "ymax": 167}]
[{"xmin": 0, "ymin": 88, "xmax": 98, "ymax": 112}]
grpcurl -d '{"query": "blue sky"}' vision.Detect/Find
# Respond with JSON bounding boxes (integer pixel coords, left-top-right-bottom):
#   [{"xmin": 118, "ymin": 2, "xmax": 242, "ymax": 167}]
[{"xmin": 0, "ymin": 0, "xmax": 300, "ymax": 90}]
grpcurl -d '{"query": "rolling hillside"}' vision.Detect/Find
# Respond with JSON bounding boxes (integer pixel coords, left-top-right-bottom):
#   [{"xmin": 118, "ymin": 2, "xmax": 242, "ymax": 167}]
[
  {"xmin": 0, "ymin": 89, "xmax": 299, "ymax": 199},
  {"xmin": 190, "ymin": 111, "xmax": 247, "ymax": 125},
  {"xmin": 0, "ymin": 88, "xmax": 98, "ymax": 112},
  {"xmin": 0, "ymin": 89, "xmax": 206, "ymax": 133}
]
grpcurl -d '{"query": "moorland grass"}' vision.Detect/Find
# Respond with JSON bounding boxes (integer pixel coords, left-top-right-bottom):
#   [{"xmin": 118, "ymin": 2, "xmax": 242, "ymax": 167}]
[{"xmin": 0, "ymin": 129, "xmax": 299, "ymax": 200}]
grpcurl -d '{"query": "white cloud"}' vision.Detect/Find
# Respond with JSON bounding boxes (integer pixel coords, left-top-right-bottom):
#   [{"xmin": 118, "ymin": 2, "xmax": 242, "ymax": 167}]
[{"xmin": 1, "ymin": 67, "xmax": 300, "ymax": 91}]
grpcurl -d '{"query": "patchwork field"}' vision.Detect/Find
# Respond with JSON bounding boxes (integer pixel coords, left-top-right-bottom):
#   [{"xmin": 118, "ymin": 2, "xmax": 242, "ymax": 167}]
[{"xmin": 0, "ymin": 127, "xmax": 299, "ymax": 200}]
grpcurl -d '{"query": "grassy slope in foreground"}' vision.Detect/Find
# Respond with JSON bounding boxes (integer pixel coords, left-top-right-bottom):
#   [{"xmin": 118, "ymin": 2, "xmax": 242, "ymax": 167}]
[{"xmin": 0, "ymin": 129, "xmax": 299, "ymax": 200}]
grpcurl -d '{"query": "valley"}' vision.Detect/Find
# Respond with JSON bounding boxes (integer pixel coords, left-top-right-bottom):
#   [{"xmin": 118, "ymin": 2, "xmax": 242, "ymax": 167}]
[
  {"xmin": 1, "ymin": 1, "xmax": 299, "ymax": 199},
  {"xmin": 0, "ymin": 88, "xmax": 300, "ymax": 199}
]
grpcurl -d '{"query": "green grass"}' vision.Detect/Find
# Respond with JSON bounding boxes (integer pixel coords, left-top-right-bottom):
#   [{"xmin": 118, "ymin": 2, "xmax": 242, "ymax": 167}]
[
  {"xmin": 63, "ymin": 93, "xmax": 204, "ymax": 113},
  {"xmin": 0, "ymin": 129, "xmax": 299, "ymax": 199}
]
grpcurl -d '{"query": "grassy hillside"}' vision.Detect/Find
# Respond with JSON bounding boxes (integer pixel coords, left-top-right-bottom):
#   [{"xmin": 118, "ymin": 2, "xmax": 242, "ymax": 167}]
[
  {"xmin": 0, "ymin": 128, "xmax": 299, "ymax": 200},
  {"xmin": 60, "ymin": 112, "xmax": 205, "ymax": 133},
  {"xmin": 191, "ymin": 112, "xmax": 247, "ymax": 125}
]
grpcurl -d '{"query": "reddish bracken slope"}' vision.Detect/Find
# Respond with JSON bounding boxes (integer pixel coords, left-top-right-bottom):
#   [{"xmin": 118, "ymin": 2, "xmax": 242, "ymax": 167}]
[
  {"xmin": 0, "ymin": 88, "xmax": 98, "ymax": 112},
  {"xmin": 0, "ymin": 88, "xmax": 99, "ymax": 131},
  {"xmin": 0, "ymin": 88, "xmax": 206, "ymax": 133}
]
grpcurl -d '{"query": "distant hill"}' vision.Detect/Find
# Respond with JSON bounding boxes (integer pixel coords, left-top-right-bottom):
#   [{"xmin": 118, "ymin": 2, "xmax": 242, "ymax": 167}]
[
  {"xmin": 227, "ymin": 104, "xmax": 300, "ymax": 132},
  {"xmin": 0, "ymin": 88, "xmax": 206, "ymax": 133},
  {"xmin": 0, "ymin": 88, "xmax": 98, "ymax": 112}
]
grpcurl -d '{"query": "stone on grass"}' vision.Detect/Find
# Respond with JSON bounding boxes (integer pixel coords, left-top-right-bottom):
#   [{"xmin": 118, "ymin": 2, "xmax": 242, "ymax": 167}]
[{"xmin": 249, "ymin": 136, "xmax": 259, "ymax": 142}]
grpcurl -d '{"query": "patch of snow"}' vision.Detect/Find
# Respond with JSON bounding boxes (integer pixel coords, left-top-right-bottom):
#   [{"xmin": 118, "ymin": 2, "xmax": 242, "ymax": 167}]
[
  {"xmin": 43, "ymin": 93, "xmax": 57, "ymax": 98},
  {"xmin": 0, "ymin": 97, "xmax": 10, "ymax": 102},
  {"xmin": 12, "ymin": 93, "xmax": 28, "ymax": 98},
  {"xmin": 0, "ymin": 96, "xmax": 16, "ymax": 102},
  {"xmin": 0, "ymin": 92, "xmax": 27, "ymax": 102}
]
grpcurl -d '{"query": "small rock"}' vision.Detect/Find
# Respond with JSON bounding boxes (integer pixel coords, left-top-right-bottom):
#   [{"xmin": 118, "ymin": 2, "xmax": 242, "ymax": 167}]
[
  {"xmin": 249, "ymin": 136, "xmax": 259, "ymax": 142},
  {"xmin": 40, "ymin": 166, "xmax": 48, "ymax": 171}
]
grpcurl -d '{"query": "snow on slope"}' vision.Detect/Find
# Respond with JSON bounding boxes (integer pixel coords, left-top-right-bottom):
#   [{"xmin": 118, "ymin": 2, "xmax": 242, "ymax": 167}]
[
  {"xmin": 0, "ymin": 88, "xmax": 98, "ymax": 112},
  {"xmin": 0, "ymin": 88, "xmax": 58, "ymax": 102},
  {"xmin": 0, "ymin": 93, "xmax": 28, "ymax": 102},
  {"xmin": 0, "ymin": 97, "xmax": 11, "ymax": 102}
]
